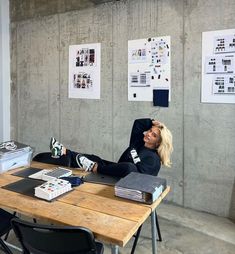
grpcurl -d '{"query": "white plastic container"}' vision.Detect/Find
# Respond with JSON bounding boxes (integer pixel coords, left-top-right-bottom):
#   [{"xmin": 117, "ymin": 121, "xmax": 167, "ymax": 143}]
[{"xmin": 0, "ymin": 141, "xmax": 33, "ymax": 173}]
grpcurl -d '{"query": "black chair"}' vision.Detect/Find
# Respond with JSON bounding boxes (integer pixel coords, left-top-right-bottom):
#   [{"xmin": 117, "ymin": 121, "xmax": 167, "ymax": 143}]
[
  {"xmin": 131, "ymin": 211, "xmax": 162, "ymax": 254},
  {"xmin": 33, "ymin": 152, "xmax": 71, "ymax": 167},
  {"xmin": 11, "ymin": 218, "xmax": 104, "ymax": 254},
  {"xmin": 0, "ymin": 209, "xmax": 16, "ymax": 254}
]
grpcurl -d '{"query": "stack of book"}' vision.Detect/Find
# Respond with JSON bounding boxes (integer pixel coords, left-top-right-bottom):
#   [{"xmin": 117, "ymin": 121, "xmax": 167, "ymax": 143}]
[
  {"xmin": 0, "ymin": 140, "xmax": 32, "ymax": 173},
  {"xmin": 115, "ymin": 172, "xmax": 167, "ymax": 204}
]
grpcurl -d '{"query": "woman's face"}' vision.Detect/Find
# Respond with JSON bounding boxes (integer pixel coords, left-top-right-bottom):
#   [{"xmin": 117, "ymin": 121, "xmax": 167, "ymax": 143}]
[{"xmin": 143, "ymin": 126, "xmax": 161, "ymax": 149}]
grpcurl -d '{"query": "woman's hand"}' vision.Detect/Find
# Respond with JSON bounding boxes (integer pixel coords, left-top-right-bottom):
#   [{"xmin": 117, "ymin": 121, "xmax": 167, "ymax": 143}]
[
  {"xmin": 152, "ymin": 120, "xmax": 160, "ymax": 126},
  {"xmin": 152, "ymin": 120, "xmax": 164, "ymax": 129}
]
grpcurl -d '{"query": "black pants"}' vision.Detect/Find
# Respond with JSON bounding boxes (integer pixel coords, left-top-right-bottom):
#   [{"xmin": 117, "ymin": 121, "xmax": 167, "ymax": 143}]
[{"xmin": 58, "ymin": 150, "xmax": 138, "ymax": 177}]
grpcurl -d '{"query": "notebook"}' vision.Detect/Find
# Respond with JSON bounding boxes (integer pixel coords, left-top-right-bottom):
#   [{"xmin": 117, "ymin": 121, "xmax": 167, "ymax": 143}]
[
  {"xmin": 12, "ymin": 167, "xmax": 42, "ymax": 178},
  {"xmin": 2, "ymin": 178, "xmax": 44, "ymax": 197}
]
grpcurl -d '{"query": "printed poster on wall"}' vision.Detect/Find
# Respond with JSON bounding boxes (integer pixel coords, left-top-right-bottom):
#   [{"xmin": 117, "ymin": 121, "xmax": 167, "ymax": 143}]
[
  {"xmin": 202, "ymin": 29, "xmax": 235, "ymax": 103},
  {"xmin": 69, "ymin": 43, "xmax": 101, "ymax": 99},
  {"xmin": 128, "ymin": 36, "xmax": 171, "ymax": 102}
]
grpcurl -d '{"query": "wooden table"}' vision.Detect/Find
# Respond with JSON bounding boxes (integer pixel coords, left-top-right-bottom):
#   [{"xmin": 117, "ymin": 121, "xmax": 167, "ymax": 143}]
[{"xmin": 0, "ymin": 162, "xmax": 170, "ymax": 254}]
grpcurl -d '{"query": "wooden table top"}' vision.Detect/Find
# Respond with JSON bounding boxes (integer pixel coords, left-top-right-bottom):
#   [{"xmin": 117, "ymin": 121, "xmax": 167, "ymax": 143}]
[{"xmin": 0, "ymin": 162, "xmax": 170, "ymax": 247}]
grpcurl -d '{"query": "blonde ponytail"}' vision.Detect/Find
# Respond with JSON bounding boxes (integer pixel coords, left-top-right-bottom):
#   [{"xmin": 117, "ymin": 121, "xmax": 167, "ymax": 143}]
[{"xmin": 153, "ymin": 121, "xmax": 173, "ymax": 167}]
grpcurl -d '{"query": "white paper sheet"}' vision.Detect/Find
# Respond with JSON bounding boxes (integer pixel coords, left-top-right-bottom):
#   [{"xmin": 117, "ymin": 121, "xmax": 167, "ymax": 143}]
[{"xmin": 128, "ymin": 36, "xmax": 171, "ymax": 102}]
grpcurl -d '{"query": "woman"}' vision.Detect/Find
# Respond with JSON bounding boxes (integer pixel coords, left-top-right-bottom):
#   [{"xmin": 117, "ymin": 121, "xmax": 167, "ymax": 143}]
[{"xmin": 50, "ymin": 118, "xmax": 173, "ymax": 177}]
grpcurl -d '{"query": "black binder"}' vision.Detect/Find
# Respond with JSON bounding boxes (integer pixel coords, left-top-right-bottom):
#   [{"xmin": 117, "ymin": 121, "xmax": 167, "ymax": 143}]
[{"xmin": 114, "ymin": 172, "xmax": 167, "ymax": 204}]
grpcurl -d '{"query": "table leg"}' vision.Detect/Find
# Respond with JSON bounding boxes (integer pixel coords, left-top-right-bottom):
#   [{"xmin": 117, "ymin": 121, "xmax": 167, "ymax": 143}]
[
  {"xmin": 111, "ymin": 244, "xmax": 119, "ymax": 254},
  {"xmin": 151, "ymin": 210, "xmax": 157, "ymax": 254}
]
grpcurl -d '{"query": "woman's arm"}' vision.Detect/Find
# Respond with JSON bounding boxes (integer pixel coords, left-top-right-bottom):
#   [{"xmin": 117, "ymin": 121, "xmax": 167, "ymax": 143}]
[
  {"xmin": 129, "ymin": 118, "xmax": 153, "ymax": 148},
  {"xmin": 133, "ymin": 146, "xmax": 161, "ymax": 176},
  {"xmin": 135, "ymin": 154, "xmax": 161, "ymax": 176}
]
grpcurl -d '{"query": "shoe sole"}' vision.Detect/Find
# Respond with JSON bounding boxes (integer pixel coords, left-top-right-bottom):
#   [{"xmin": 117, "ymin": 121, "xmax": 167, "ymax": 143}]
[
  {"xmin": 51, "ymin": 155, "xmax": 60, "ymax": 159},
  {"xmin": 76, "ymin": 154, "xmax": 83, "ymax": 168},
  {"xmin": 50, "ymin": 137, "xmax": 56, "ymax": 150}
]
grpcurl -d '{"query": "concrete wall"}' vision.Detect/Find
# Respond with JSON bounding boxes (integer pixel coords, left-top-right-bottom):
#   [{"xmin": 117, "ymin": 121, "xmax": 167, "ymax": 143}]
[
  {"xmin": 0, "ymin": 0, "xmax": 10, "ymax": 142},
  {"xmin": 10, "ymin": 0, "xmax": 235, "ymax": 218}
]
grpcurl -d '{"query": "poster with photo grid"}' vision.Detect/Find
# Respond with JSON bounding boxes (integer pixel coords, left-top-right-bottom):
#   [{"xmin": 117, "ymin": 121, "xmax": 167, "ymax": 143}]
[{"xmin": 69, "ymin": 43, "xmax": 101, "ymax": 99}]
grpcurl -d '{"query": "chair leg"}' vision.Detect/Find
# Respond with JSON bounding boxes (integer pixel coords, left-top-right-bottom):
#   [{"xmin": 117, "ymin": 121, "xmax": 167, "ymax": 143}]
[
  {"xmin": 155, "ymin": 211, "xmax": 162, "ymax": 242},
  {"xmin": 130, "ymin": 225, "xmax": 142, "ymax": 254},
  {"xmin": 3, "ymin": 231, "xmax": 10, "ymax": 241},
  {"xmin": 0, "ymin": 239, "xmax": 14, "ymax": 254}
]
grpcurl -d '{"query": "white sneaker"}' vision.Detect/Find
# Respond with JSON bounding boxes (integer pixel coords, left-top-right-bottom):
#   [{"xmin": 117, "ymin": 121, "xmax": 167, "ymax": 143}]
[
  {"xmin": 76, "ymin": 154, "xmax": 95, "ymax": 172},
  {"xmin": 50, "ymin": 137, "xmax": 57, "ymax": 150},
  {"xmin": 50, "ymin": 137, "xmax": 64, "ymax": 158}
]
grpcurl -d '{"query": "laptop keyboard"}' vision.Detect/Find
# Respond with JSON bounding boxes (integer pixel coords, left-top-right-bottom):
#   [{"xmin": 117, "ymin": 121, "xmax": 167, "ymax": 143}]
[
  {"xmin": 42, "ymin": 167, "xmax": 72, "ymax": 181},
  {"xmin": 29, "ymin": 167, "xmax": 72, "ymax": 181}
]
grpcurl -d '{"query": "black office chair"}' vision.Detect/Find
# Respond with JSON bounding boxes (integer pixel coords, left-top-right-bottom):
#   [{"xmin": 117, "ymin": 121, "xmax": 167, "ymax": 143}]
[
  {"xmin": 0, "ymin": 209, "xmax": 16, "ymax": 254},
  {"xmin": 33, "ymin": 152, "xmax": 71, "ymax": 167},
  {"xmin": 11, "ymin": 218, "xmax": 104, "ymax": 254},
  {"xmin": 131, "ymin": 211, "xmax": 162, "ymax": 254}
]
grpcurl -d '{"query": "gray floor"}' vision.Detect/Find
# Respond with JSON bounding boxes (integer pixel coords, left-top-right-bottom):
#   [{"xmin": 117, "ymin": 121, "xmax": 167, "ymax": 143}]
[{"xmin": 2, "ymin": 203, "xmax": 235, "ymax": 254}]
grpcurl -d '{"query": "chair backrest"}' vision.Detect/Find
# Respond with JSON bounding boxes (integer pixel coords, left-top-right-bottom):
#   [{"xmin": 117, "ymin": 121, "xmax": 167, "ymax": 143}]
[
  {"xmin": 33, "ymin": 152, "xmax": 71, "ymax": 167},
  {"xmin": 0, "ymin": 208, "xmax": 15, "ymax": 237},
  {"xmin": 11, "ymin": 218, "xmax": 99, "ymax": 254}
]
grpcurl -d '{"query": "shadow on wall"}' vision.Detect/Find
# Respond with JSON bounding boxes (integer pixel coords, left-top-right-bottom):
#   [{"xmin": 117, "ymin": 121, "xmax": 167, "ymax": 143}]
[{"xmin": 229, "ymin": 177, "xmax": 235, "ymax": 223}]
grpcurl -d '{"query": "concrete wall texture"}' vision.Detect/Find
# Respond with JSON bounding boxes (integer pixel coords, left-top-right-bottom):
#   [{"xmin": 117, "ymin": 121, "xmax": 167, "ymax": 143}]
[{"xmin": 9, "ymin": 0, "xmax": 235, "ymax": 218}]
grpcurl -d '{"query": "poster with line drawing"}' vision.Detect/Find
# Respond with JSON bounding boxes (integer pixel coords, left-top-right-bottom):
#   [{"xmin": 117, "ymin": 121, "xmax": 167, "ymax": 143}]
[
  {"xmin": 128, "ymin": 36, "xmax": 171, "ymax": 101},
  {"xmin": 212, "ymin": 75, "xmax": 235, "ymax": 94},
  {"xmin": 69, "ymin": 43, "xmax": 100, "ymax": 99},
  {"xmin": 205, "ymin": 55, "xmax": 234, "ymax": 74},
  {"xmin": 202, "ymin": 29, "xmax": 235, "ymax": 103},
  {"xmin": 214, "ymin": 34, "xmax": 235, "ymax": 54}
]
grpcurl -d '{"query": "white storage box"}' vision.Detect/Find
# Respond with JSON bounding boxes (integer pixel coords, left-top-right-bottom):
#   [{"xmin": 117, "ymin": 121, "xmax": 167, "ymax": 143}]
[{"xmin": 0, "ymin": 141, "xmax": 33, "ymax": 173}]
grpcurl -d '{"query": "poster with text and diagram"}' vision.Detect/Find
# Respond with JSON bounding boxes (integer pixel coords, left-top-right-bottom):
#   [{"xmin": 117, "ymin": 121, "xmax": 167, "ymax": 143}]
[
  {"xmin": 202, "ymin": 29, "xmax": 235, "ymax": 103},
  {"xmin": 128, "ymin": 36, "xmax": 171, "ymax": 101},
  {"xmin": 69, "ymin": 43, "xmax": 101, "ymax": 99}
]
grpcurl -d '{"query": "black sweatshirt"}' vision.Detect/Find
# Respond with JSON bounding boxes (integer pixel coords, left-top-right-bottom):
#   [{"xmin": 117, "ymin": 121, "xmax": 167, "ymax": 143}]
[{"xmin": 118, "ymin": 118, "xmax": 161, "ymax": 176}]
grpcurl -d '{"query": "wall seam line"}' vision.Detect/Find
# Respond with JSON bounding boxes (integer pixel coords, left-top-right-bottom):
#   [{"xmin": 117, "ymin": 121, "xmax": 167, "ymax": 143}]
[
  {"xmin": 111, "ymin": 2, "xmax": 114, "ymax": 161},
  {"xmin": 182, "ymin": 0, "xmax": 186, "ymax": 207},
  {"xmin": 16, "ymin": 22, "xmax": 19, "ymax": 140},
  {"xmin": 58, "ymin": 13, "xmax": 61, "ymax": 140}
]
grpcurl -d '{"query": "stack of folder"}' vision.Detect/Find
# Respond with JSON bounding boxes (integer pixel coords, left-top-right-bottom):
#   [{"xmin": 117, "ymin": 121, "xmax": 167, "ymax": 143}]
[{"xmin": 115, "ymin": 172, "xmax": 167, "ymax": 204}]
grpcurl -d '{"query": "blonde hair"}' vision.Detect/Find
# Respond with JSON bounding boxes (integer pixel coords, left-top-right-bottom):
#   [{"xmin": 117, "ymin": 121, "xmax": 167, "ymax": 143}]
[{"xmin": 153, "ymin": 121, "xmax": 173, "ymax": 167}]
